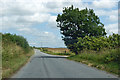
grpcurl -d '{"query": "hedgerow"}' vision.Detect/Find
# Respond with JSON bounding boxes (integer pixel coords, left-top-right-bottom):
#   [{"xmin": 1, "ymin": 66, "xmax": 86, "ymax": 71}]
[
  {"xmin": 2, "ymin": 33, "xmax": 30, "ymax": 52},
  {"xmin": 75, "ymin": 33, "xmax": 120, "ymax": 52}
]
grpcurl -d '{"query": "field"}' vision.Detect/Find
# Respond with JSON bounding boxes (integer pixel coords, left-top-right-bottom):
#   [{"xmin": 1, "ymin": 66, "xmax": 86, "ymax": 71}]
[
  {"xmin": 37, "ymin": 47, "xmax": 75, "ymax": 56},
  {"xmin": 45, "ymin": 48, "xmax": 70, "ymax": 53}
]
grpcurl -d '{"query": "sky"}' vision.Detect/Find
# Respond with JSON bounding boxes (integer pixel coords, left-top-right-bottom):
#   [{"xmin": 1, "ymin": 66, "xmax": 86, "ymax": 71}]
[{"xmin": 0, "ymin": 0, "xmax": 119, "ymax": 48}]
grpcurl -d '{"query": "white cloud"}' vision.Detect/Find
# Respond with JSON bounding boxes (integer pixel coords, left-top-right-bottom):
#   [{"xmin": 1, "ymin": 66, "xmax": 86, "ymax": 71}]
[
  {"xmin": 22, "ymin": 13, "xmax": 51, "ymax": 23},
  {"xmin": 47, "ymin": 16, "xmax": 57, "ymax": 28},
  {"xmin": 95, "ymin": 10, "xmax": 118, "ymax": 16},
  {"xmin": 95, "ymin": 9, "xmax": 118, "ymax": 23},
  {"xmin": 44, "ymin": 31, "xmax": 49, "ymax": 34},
  {"xmin": 16, "ymin": 26, "xmax": 65, "ymax": 47},
  {"xmin": 1, "ymin": 0, "xmax": 118, "ymax": 30},
  {"xmin": 0, "ymin": 0, "xmax": 118, "ymax": 47},
  {"xmin": 109, "ymin": 15, "xmax": 118, "ymax": 22},
  {"xmin": 18, "ymin": 27, "xmax": 31, "ymax": 32},
  {"xmin": 105, "ymin": 23, "xmax": 118, "ymax": 34},
  {"xmin": 92, "ymin": 0, "xmax": 117, "ymax": 9}
]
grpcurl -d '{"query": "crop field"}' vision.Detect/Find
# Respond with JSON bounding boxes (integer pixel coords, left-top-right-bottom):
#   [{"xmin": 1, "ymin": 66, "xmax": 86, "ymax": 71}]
[
  {"xmin": 38, "ymin": 47, "xmax": 75, "ymax": 56},
  {"xmin": 46, "ymin": 48, "xmax": 70, "ymax": 53}
]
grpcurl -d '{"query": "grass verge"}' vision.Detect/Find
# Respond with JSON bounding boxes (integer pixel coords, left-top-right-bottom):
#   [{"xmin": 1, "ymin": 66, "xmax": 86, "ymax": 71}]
[
  {"xmin": 2, "ymin": 43, "xmax": 34, "ymax": 78},
  {"xmin": 67, "ymin": 48, "xmax": 120, "ymax": 76}
]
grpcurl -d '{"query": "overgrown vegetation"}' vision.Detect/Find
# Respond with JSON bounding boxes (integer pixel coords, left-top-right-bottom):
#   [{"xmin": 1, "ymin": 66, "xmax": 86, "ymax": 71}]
[
  {"xmin": 56, "ymin": 5, "xmax": 120, "ymax": 76},
  {"xmin": 2, "ymin": 33, "xmax": 30, "ymax": 53},
  {"xmin": 74, "ymin": 33, "xmax": 120, "ymax": 52},
  {"xmin": 2, "ymin": 33, "xmax": 34, "ymax": 78},
  {"xmin": 56, "ymin": 5, "xmax": 106, "ymax": 55},
  {"xmin": 68, "ymin": 48, "xmax": 120, "ymax": 75}
]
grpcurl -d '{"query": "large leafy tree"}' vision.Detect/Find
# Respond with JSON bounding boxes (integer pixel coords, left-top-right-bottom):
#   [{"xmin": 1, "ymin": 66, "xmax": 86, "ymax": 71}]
[{"xmin": 56, "ymin": 5, "xmax": 106, "ymax": 54}]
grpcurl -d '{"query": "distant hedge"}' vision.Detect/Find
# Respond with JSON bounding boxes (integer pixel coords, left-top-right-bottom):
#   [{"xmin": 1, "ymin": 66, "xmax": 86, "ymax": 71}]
[{"xmin": 2, "ymin": 33, "xmax": 30, "ymax": 52}]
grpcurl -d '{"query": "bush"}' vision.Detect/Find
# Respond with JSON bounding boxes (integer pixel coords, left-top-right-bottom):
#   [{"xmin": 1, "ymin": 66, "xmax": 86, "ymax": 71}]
[
  {"xmin": 2, "ymin": 33, "xmax": 34, "ymax": 78},
  {"xmin": 104, "ymin": 49, "xmax": 120, "ymax": 63},
  {"xmin": 2, "ymin": 33, "xmax": 30, "ymax": 53},
  {"xmin": 76, "ymin": 33, "xmax": 120, "ymax": 52}
]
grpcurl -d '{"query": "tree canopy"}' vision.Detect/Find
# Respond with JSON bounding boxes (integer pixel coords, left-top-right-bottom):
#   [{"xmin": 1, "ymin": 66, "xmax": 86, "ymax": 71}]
[{"xmin": 56, "ymin": 5, "xmax": 107, "ymax": 54}]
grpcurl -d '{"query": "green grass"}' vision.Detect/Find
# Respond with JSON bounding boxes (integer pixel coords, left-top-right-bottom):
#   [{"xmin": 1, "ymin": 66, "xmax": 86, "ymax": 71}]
[
  {"xmin": 68, "ymin": 48, "xmax": 120, "ymax": 76},
  {"xmin": 2, "ymin": 42, "xmax": 34, "ymax": 78},
  {"xmin": 2, "ymin": 33, "xmax": 34, "ymax": 78},
  {"xmin": 2, "ymin": 44, "xmax": 34, "ymax": 78}
]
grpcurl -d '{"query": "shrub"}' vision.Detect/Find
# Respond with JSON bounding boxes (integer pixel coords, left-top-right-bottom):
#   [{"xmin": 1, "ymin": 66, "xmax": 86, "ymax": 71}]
[
  {"xmin": 2, "ymin": 33, "xmax": 30, "ymax": 53},
  {"xmin": 76, "ymin": 33, "xmax": 120, "ymax": 52}
]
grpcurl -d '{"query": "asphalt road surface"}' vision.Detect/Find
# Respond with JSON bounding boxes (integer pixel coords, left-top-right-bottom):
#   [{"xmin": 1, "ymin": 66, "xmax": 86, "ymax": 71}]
[{"xmin": 12, "ymin": 49, "xmax": 118, "ymax": 78}]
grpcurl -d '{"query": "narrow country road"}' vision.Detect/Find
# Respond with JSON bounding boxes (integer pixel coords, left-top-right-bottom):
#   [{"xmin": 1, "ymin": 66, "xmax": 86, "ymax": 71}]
[{"xmin": 12, "ymin": 49, "xmax": 118, "ymax": 78}]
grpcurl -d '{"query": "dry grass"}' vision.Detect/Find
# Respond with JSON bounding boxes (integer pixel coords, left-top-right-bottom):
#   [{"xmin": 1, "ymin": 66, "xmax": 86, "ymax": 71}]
[
  {"xmin": 68, "ymin": 48, "xmax": 120, "ymax": 76},
  {"xmin": 39, "ymin": 48, "xmax": 75, "ymax": 56},
  {"xmin": 2, "ymin": 42, "xmax": 34, "ymax": 78}
]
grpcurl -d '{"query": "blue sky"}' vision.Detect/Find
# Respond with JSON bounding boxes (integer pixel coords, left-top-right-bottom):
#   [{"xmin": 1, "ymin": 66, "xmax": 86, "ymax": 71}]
[{"xmin": 0, "ymin": 0, "xmax": 119, "ymax": 48}]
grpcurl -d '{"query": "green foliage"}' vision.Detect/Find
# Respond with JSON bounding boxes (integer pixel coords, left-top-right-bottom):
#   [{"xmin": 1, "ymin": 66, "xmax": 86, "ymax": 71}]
[
  {"xmin": 2, "ymin": 33, "xmax": 32, "ymax": 64},
  {"xmin": 56, "ymin": 5, "xmax": 106, "ymax": 54},
  {"xmin": 107, "ymin": 33, "xmax": 120, "ymax": 48},
  {"xmin": 76, "ymin": 33, "xmax": 120, "ymax": 52},
  {"xmin": 104, "ymin": 49, "xmax": 120, "ymax": 63},
  {"xmin": 2, "ymin": 33, "xmax": 34, "ymax": 78},
  {"xmin": 2, "ymin": 33, "xmax": 30, "ymax": 52},
  {"xmin": 68, "ymin": 48, "xmax": 120, "ymax": 75}
]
